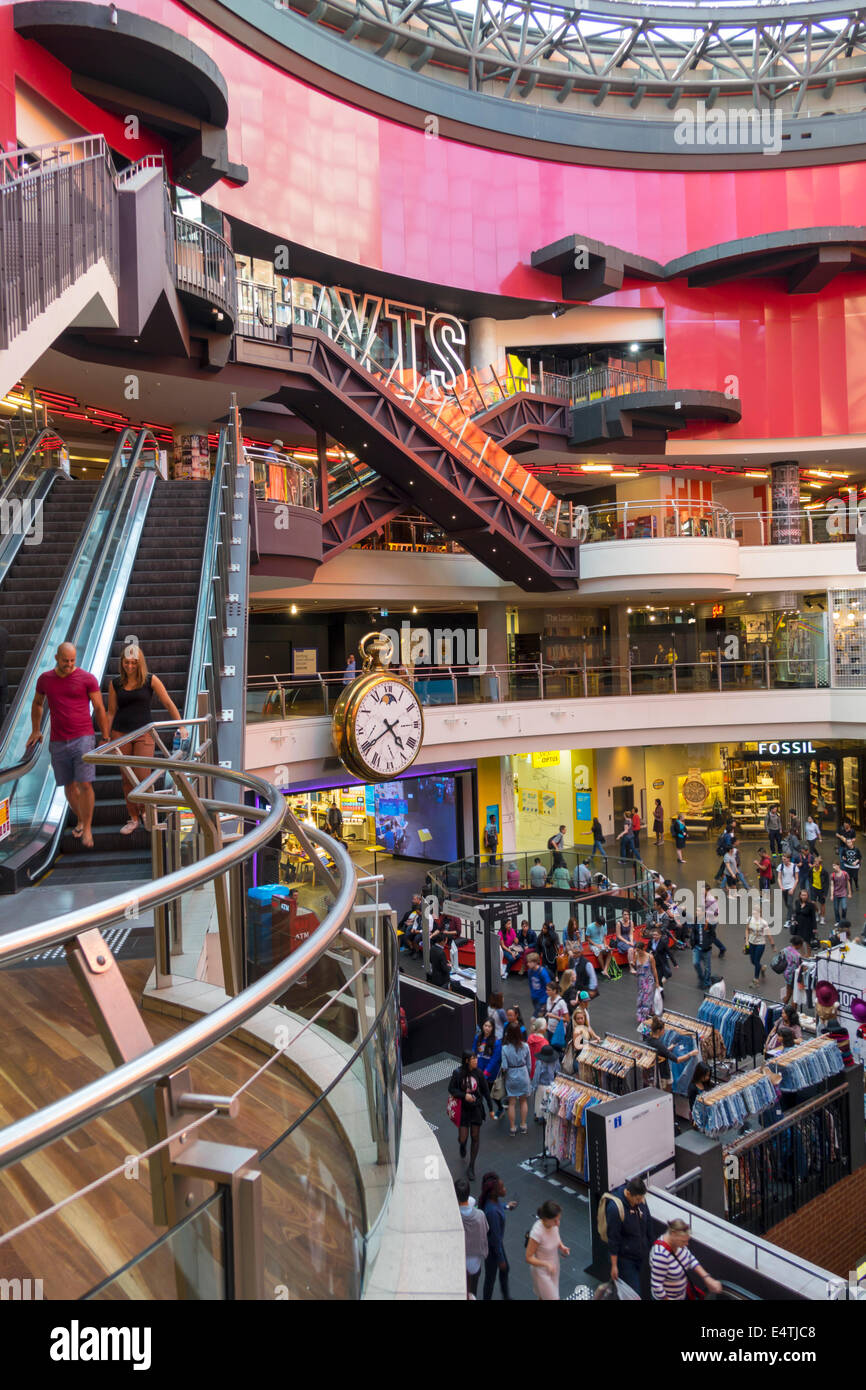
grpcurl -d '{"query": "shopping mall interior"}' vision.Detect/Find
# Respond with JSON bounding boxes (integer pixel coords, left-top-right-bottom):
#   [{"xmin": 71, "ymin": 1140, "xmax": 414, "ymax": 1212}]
[{"xmin": 1, "ymin": 0, "xmax": 866, "ymax": 1327}]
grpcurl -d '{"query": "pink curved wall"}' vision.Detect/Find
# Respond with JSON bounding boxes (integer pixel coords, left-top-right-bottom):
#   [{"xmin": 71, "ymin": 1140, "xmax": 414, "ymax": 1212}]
[{"xmin": 3, "ymin": 0, "xmax": 866, "ymax": 441}]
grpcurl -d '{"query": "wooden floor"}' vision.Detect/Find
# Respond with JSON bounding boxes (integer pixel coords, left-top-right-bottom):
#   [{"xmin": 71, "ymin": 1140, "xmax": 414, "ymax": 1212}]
[{"xmin": 0, "ymin": 958, "xmax": 364, "ymax": 1300}]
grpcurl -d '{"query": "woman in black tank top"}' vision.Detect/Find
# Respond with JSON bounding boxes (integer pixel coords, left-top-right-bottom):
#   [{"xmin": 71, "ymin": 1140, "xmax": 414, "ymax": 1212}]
[{"xmin": 106, "ymin": 645, "xmax": 186, "ymax": 834}]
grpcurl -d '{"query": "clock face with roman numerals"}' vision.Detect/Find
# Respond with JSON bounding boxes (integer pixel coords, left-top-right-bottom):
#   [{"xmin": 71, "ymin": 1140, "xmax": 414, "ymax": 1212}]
[{"xmin": 350, "ymin": 678, "xmax": 424, "ymax": 780}]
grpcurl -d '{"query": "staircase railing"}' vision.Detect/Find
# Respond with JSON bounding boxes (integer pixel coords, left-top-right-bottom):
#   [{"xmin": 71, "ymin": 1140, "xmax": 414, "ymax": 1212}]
[
  {"xmin": 0, "ymin": 135, "xmax": 119, "ymax": 351},
  {"xmin": 283, "ymin": 303, "xmax": 576, "ymax": 537}
]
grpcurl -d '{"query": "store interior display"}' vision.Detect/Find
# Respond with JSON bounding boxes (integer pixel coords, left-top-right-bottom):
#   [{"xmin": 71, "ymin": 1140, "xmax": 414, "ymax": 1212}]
[
  {"xmin": 725, "ymin": 760, "xmax": 781, "ymax": 833},
  {"xmin": 698, "ymin": 997, "xmax": 767, "ymax": 1060}
]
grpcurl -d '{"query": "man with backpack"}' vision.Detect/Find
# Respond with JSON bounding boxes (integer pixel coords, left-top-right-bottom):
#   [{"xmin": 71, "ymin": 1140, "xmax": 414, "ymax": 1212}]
[
  {"xmin": 598, "ymin": 1177, "xmax": 651, "ymax": 1294},
  {"xmin": 547, "ymin": 824, "xmax": 567, "ymax": 855}
]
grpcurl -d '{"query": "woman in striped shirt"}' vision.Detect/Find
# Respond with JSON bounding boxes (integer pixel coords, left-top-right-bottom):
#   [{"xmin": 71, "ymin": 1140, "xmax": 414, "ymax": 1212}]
[{"xmin": 649, "ymin": 1220, "xmax": 722, "ymax": 1300}]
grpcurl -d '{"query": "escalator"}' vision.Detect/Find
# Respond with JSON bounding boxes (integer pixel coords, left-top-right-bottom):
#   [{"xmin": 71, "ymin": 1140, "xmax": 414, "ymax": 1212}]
[
  {"xmin": 0, "ymin": 480, "xmax": 98, "ymax": 719},
  {"xmin": 0, "ymin": 429, "xmax": 161, "ymax": 891},
  {"xmin": 236, "ymin": 311, "xmax": 580, "ymax": 590},
  {"xmin": 53, "ymin": 478, "xmax": 212, "ymax": 881}
]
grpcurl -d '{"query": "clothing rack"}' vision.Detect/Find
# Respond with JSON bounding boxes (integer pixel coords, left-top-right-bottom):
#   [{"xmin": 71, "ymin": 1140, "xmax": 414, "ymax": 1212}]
[
  {"xmin": 699, "ymin": 994, "xmax": 766, "ymax": 1068},
  {"xmin": 577, "ymin": 1042, "xmax": 642, "ymax": 1095},
  {"xmin": 769, "ymin": 1036, "xmax": 846, "ymax": 1092},
  {"xmin": 544, "ymin": 1074, "xmax": 610, "ymax": 1180},
  {"xmin": 657, "ymin": 1008, "xmax": 724, "ymax": 1080},
  {"xmin": 691, "ymin": 1060, "xmax": 783, "ymax": 1136}
]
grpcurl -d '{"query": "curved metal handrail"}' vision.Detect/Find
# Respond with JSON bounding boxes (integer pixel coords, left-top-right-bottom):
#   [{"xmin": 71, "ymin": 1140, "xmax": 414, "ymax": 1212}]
[{"xmin": 0, "ymin": 739, "xmax": 360, "ymax": 1170}]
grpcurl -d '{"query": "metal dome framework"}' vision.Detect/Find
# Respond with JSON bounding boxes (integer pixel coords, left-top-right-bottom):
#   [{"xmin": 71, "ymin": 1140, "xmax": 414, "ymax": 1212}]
[{"xmin": 286, "ymin": 0, "xmax": 866, "ymax": 111}]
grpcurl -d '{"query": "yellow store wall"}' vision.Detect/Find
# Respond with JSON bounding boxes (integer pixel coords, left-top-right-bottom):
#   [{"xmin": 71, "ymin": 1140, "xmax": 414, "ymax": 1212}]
[
  {"xmin": 476, "ymin": 757, "xmax": 503, "ymax": 854},
  {"xmin": 511, "ymin": 749, "xmax": 597, "ymax": 850}
]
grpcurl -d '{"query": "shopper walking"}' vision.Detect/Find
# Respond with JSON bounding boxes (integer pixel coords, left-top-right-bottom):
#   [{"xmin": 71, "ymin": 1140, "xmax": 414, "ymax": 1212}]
[
  {"xmin": 525, "ymin": 1200, "xmax": 569, "ymax": 1301},
  {"xmin": 745, "ymin": 906, "xmax": 773, "ymax": 983},
  {"xmin": 455, "ymin": 1177, "xmax": 488, "ymax": 1298},
  {"xmin": 428, "ymin": 930, "xmax": 452, "ymax": 989},
  {"xmin": 754, "ymin": 847, "xmax": 774, "ymax": 892},
  {"xmin": 830, "ymin": 861, "xmax": 852, "ymax": 924},
  {"xmin": 791, "ymin": 888, "xmax": 818, "ymax": 945},
  {"xmin": 527, "ymin": 953, "xmax": 552, "ymax": 1014},
  {"xmin": 805, "ymin": 814, "xmax": 821, "ymax": 850},
  {"xmin": 630, "ymin": 807, "xmax": 642, "ymax": 855},
  {"xmin": 671, "ymin": 813, "xmax": 688, "ymax": 864},
  {"xmin": 702, "ymin": 886, "xmax": 726, "ymax": 959},
  {"xmin": 765, "ymin": 804, "xmax": 783, "ymax": 857},
  {"xmin": 448, "ymin": 1052, "xmax": 493, "ymax": 1180},
  {"xmin": 602, "ymin": 1177, "xmax": 651, "ymax": 1294},
  {"xmin": 324, "ymin": 798, "xmax": 343, "ymax": 841},
  {"xmin": 544, "ymin": 980, "xmax": 570, "ymax": 1055},
  {"xmin": 500, "ymin": 1023, "xmax": 533, "ymax": 1135},
  {"xmin": 634, "ymin": 940, "xmax": 660, "ymax": 1025},
  {"xmin": 714, "ymin": 823, "xmax": 734, "ymax": 884},
  {"xmin": 650, "ymin": 1219, "xmax": 722, "ymax": 1300},
  {"xmin": 26, "ymin": 642, "xmax": 110, "ymax": 849},
  {"xmin": 809, "ymin": 854, "xmax": 829, "ymax": 924},
  {"xmin": 777, "ymin": 853, "xmax": 797, "ymax": 923},
  {"xmin": 107, "ymin": 645, "xmax": 185, "ymax": 835},
  {"xmin": 472, "ymin": 1018, "xmax": 502, "ymax": 1087},
  {"xmin": 590, "ymin": 817, "xmax": 607, "ymax": 865},
  {"xmin": 691, "ymin": 918, "xmax": 716, "ymax": 991},
  {"xmin": 839, "ymin": 835, "xmax": 861, "ymax": 891},
  {"xmin": 781, "ymin": 936, "xmax": 808, "ymax": 1006},
  {"xmin": 479, "ymin": 1173, "xmax": 514, "ymax": 1301},
  {"xmin": 652, "ymin": 798, "xmax": 665, "ymax": 848}
]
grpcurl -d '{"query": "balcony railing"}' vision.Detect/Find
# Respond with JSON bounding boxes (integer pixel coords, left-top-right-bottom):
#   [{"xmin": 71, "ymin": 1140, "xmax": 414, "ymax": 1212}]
[
  {"xmin": 247, "ymin": 445, "xmax": 318, "ymax": 509},
  {"xmin": 576, "ymin": 500, "xmax": 859, "ymax": 546},
  {"xmin": 246, "ymin": 653, "xmax": 832, "ymax": 722},
  {"xmin": 173, "ymin": 214, "xmax": 237, "ymax": 324}
]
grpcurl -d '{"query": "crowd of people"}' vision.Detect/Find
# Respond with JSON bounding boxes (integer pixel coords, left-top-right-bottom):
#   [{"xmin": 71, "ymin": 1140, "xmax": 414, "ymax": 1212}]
[{"xmin": 429, "ymin": 814, "xmax": 866, "ymax": 1300}]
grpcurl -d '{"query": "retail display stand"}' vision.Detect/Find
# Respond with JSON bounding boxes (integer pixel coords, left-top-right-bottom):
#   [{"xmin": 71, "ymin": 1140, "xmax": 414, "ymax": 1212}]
[
  {"xmin": 814, "ymin": 940, "xmax": 866, "ymax": 1046},
  {"xmin": 585, "ymin": 1087, "xmax": 675, "ymax": 1278}
]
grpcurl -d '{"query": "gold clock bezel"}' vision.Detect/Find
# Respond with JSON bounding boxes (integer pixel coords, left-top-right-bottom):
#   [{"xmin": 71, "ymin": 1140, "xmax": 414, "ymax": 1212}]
[{"xmin": 332, "ymin": 671, "xmax": 425, "ymax": 782}]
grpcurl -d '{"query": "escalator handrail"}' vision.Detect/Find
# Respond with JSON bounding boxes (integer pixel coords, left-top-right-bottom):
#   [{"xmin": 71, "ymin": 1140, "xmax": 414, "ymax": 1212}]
[
  {"xmin": 183, "ymin": 427, "xmax": 228, "ymax": 734},
  {"xmin": 0, "ymin": 466, "xmax": 65, "ymax": 592},
  {"xmin": 0, "ymin": 428, "xmax": 158, "ymax": 790},
  {"xmin": 0, "ymin": 740, "xmax": 42, "ymax": 793},
  {"xmin": 0, "ymin": 425, "xmax": 65, "ymax": 507}
]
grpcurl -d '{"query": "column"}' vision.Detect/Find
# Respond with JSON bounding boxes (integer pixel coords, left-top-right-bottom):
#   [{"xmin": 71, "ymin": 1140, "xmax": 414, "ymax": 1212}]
[
  {"xmin": 476, "ymin": 601, "xmax": 509, "ymax": 696},
  {"xmin": 468, "ymin": 317, "xmax": 499, "ymax": 372},
  {"xmin": 609, "ymin": 604, "xmax": 631, "ymax": 692},
  {"xmin": 477, "ymin": 755, "xmax": 516, "ymax": 857},
  {"xmin": 171, "ymin": 426, "xmax": 212, "ymax": 481},
  {"xmin": 771, "ymin": 460, "xmax": 801, "ymax": 544}
]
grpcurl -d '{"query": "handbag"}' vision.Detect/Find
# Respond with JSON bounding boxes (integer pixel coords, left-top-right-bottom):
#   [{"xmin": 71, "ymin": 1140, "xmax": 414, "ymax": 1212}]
[
  {"xmin": 551, "ymin": 1017, "xmax": 566, "ymax": 1048},
  {"xmin": 556, "ymin": 949, "xmax": 569, "ymax": 972},
  {"xmin": 652, "ymin": 986, "xmax": 664, "ymax": 1014},
  {"xmin": 446, "ymin": 1095, "xmax": 462, "ymax": 1126},
  {"xmin": 770, "ymin": 949, "xmax": 788, "ymax": 975}
]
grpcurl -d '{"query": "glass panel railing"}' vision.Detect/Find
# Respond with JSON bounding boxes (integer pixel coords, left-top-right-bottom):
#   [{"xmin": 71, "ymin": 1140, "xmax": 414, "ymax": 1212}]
[{"xmin": 83, "ymin": 1193, "xmax": 226, "ymax": 1301}]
